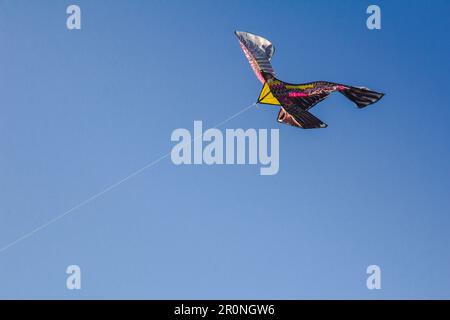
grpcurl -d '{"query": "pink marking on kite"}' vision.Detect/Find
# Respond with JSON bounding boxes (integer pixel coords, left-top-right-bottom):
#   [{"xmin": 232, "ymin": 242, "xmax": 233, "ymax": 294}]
[
  {"xmin": 289, "ymin": 92, "xmax": 309, "ymax": 97},
  {"xmin": 337, "ymin": 85, "xmax": 347, "ymax": 91}
]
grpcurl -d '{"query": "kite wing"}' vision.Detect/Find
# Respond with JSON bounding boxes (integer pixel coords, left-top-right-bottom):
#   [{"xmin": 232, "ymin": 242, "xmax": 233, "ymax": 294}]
[
  {"xmin": 277, "ymin": 106, "xmax": 327, "ymax": 129},
  {"xmin": 289, "ymin": 92, "xmax": 331, "ymax": 111},
  {"xmin": 235, "ymin": 31, "xmax": 275, "ymax": 83}
]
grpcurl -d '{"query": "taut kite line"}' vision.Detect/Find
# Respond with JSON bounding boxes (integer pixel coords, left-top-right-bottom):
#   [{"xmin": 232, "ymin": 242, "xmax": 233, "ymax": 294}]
[{"xmin": 235, "ymin": 31, "xmax": 384, "ymax": 129}]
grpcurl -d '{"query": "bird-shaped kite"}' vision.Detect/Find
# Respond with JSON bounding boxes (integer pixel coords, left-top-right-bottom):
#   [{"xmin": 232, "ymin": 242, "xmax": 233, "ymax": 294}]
[{"xmin": 235, "ymin": 31, "xmax": 384, "ymax": 129}]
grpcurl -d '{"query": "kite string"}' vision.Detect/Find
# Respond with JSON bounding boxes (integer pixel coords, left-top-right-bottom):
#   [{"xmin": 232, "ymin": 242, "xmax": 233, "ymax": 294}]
[{"xmin": 0, "ymin": 102, "xmax": 257, "ymax": 254}]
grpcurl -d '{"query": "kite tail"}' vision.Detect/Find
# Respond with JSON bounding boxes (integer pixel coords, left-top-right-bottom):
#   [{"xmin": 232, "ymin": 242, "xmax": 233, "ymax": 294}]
[{"xmin": 341, "ymin": 86, "xmax": 384, "ymax": 108}]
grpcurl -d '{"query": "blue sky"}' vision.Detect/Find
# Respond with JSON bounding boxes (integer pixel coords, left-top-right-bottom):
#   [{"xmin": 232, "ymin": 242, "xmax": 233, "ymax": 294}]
[{"xmin": 0, "ymin": 0, "xmax": 449, "ymax": 299}]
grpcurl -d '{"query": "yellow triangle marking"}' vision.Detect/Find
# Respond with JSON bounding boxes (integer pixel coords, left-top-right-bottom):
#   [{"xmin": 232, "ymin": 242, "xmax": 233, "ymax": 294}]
[{"xmin": 257, "ymin": 83, "xmax": 281, "ymax": 106}]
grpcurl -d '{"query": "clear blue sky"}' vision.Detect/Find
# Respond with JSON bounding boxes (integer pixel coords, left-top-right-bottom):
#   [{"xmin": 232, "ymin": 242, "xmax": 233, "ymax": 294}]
[{"xmin": 1, "ymin": 0, "xmax": 449, "ymax": 299}]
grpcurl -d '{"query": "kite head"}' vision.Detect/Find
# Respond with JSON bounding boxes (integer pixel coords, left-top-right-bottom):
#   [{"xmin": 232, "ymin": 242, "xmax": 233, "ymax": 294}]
[{"xmin": 260, "ymin": 70, "xmax": 275, "ymax": 82}]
